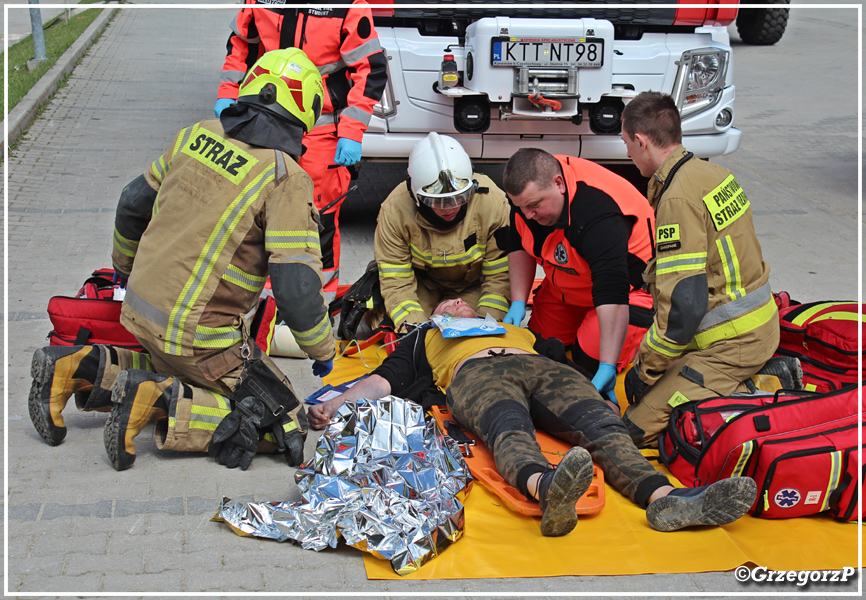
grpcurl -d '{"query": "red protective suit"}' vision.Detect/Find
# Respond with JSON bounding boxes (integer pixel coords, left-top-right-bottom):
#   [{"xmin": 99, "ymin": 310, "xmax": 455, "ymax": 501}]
[{"xmin": 217, "ymin": 0, "xmax": 387, "ymax": 297}]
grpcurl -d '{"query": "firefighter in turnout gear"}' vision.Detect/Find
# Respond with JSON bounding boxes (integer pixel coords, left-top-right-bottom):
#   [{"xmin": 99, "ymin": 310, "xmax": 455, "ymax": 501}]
[
  {"xmin": 28, "ymin": 49, "xmax": 335, "ymax": 472},
  {"xmin": 373, "ymin": 133, "xmax": 511, "ymax": 331},
  {"xmin": 214, "ymin": 0, "xmax": 388, "ymax": 302},
  {"xmin": 620, "ymin": 91, "xmax": 780, "ymax": 447}
]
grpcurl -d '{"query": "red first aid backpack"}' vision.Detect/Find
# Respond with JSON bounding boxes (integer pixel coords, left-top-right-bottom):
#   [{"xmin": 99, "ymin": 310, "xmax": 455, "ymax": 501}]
[
  {"xmin": 659, "ymin": 384, "xmax": 863, "ymax": 521},
  {"xmin": 47, "ymin": 269, "xmax": 278, "ymax": 355},
  {"xmin": 47, "ymin": 269, "xmax": 143, "ymax": 351},
  {"xmin": 773, "ymin": 293, "xmax": 864, "ymax": 392}
]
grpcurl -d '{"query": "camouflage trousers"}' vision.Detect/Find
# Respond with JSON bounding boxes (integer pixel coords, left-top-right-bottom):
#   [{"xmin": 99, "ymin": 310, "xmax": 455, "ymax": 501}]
[{"xmin": 447, "ymin": 354, "xmax": 669, "ymax": 506}]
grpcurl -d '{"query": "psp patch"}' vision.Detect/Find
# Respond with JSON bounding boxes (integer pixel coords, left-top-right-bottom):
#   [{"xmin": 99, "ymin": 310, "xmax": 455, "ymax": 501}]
[{"xmin": 656, "ymin": 223, "xmax": 681, "ymax": 252}]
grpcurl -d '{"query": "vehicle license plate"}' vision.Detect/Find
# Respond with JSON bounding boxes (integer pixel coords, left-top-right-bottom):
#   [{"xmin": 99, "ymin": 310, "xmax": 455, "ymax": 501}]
[{"xmin": 491, "ymin": 37, "xmax": 604, "ymax": 68}]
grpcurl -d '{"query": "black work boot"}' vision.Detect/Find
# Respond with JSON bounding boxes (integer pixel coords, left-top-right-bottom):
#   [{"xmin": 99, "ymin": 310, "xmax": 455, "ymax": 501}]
[
  {"xmin": 645, "ymin": 477, "xmax": 758, "ymax": 532},
  {"xmin": 104, "ymin": 369, "xmax": 176, "ymax": 471},
  {"xmin": 28, "ymin": 345, "xmax": 103, "ymax": 445},
  {"xmin": 537, "ymin": 446, "xmax": 594, "ymax": 537},
  {"xmin": 755, "ymin": 356, "xmax": 804, "ymax": 390}
]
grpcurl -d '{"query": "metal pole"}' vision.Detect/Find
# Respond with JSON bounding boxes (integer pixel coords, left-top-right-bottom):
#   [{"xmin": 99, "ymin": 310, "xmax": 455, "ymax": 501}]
[{"xmin": 29, "ymin": 0, "xmax": 48, "ymax": 63}]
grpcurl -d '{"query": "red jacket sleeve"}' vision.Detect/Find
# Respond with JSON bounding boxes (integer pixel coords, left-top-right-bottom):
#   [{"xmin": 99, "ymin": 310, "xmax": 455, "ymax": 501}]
[
  {"xmin": 217, "ymin": 1, "xmax": 261, "ymax": 101},
  {"xmin": 334, "ymin": 0, "xmax": 387, "ymax": 141}
]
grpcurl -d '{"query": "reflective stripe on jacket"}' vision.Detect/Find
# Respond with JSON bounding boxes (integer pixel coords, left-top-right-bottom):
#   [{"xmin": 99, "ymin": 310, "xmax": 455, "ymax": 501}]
[
  {"xmin": 217, "ymin": 0, "xmax": 387, "ymax": 142},
  {"xmin": 512, "ymin": 155, "xmax": 655, "ymax": 308},
  {"xmin": 374, "ymin": 174, "xmax": 511, "ymax": 327},
  {"xmin": 636, "ymin": 145, "xmax": 777, "ymax": 383},
  {"xmin": 112, "ymin": 119, "xmax": 334, "ymax": 361}
]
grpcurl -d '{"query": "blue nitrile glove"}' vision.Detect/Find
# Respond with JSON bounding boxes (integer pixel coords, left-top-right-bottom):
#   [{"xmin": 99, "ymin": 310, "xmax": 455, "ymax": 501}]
[
  {"xmin": 502, "ymin": 301, "xmax": 526, "ymax": 326},
  {"xmin": 213, "ymin": 98, "xmax": 237, "ymax": 118},
  {"xmin": 312, "ymin": 359, "xmax": 334, "ymax": 378},
  {"xmin": 333, "ymin": 138, "xmax": 362, "ymax": 166},
  {"xmin": 112, "ymin": 270, "xmax": 128, "ymax": 289},
  {"xmin": 591, "ymin": 362, "xmax": 618, "ymax": 406}
]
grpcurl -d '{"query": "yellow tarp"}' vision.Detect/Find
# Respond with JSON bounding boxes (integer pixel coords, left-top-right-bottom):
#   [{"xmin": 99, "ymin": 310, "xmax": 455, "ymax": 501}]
[{"xmin": 322, "ymin": 344, "xmax": 863, "ymax": 580}]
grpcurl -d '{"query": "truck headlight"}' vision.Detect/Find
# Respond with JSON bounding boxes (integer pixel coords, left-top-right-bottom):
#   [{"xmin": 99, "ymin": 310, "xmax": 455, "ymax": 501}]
[{"xmin": 671, "ymin": 48, "xmax": 728, "ymax": 119}]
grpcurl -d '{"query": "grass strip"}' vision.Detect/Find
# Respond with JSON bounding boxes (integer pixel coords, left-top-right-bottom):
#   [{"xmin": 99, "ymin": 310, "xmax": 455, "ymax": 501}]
[{"xmin": 2, "ymin": 0, "xmax": 103, "ymax": 114}]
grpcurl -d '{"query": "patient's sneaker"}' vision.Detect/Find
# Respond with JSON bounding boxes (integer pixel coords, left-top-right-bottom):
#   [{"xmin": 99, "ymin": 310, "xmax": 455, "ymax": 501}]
[
  {"xmin": 646, "ymin": 477, "xmax": 758, "ymax": 532},
  {"xmin": 537, "ymin": 446, "xmax": 594, "ymax": 537}
]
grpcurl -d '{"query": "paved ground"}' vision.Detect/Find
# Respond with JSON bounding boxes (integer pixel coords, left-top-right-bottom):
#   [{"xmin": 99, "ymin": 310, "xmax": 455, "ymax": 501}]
[{"xmin": 3, "ymin": 0, "xmax": 861, "ymax": 597}]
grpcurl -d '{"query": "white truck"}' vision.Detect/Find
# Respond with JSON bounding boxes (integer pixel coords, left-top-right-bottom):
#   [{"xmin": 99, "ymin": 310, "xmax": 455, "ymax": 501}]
[{"xmin": 358, "ymin": 0, "xmax": 788, "ymax": 168}]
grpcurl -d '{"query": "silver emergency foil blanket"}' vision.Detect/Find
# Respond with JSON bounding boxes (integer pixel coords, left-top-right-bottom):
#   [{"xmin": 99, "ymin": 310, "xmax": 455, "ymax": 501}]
[{"xmin": 214, "ymin": 396, "xmax": 472, "ymax": 576}]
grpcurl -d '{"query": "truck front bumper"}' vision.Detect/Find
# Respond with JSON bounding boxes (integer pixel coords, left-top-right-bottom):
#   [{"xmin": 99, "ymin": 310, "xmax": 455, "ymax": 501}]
[{"xmin": 360, "ymin": 127, "xmax": 742, "ymax": 163}]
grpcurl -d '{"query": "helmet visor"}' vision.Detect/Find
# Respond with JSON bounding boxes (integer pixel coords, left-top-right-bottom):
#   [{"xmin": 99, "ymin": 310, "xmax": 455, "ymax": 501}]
[{"xmin": 417, "ymin": 177, "xmax": 477, "ymax": 209}]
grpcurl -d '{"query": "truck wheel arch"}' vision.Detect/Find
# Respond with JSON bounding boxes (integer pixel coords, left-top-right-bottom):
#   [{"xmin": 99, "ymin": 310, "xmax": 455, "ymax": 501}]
[{"xmin": 736, "ymin": 0, "xmax": 790, "ymax": 45}]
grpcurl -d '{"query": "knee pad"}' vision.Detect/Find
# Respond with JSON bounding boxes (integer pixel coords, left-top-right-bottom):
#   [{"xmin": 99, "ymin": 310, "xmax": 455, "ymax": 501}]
[
  {"xmin": 478, "ymin": 400, "xmax": 534, "ymax": 449},
  {"xmin": 560, "ymin": 401, "xmax": 628, "ymax": 441}
]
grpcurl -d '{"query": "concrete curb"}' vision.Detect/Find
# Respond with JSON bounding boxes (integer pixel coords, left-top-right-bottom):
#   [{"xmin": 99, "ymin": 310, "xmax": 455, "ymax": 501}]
[{"xmin": 2, "ymin": 5, "xmax": 118, "ymax": 152}]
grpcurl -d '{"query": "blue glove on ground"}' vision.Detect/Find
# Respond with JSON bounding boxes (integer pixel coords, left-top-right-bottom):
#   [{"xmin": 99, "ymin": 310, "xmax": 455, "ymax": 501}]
[
  {"xmin": 213, "ymin": 98, "xmax": 237, "ymax": 118},
  {"xmin": 312, "ymin": 359, "xmax": 334, "ymax": 378},
  {"xmin": 502, "ymin": 301, "xmax": 526, "ymax": 326},
  {"xmin": 591, "ymin": 362, "xmax": 619, "ymax": 406},
  {"xmin": 333, "ymin": 138, "xmax": 362, "ymax": 166}
]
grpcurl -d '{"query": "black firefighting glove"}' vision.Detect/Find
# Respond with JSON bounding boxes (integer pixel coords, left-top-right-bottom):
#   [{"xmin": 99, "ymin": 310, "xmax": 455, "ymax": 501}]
[
  {"xmin": 624, "ymin": 366, "xmax": 649, "ymax": 406},
  {"xmin": 210, "ymin": 396, "xmax": 263, "ymax": 470},
  {"xmin": 265, "ymin": 403, "xmax": 308, "ymax": 467},
  {"xmin": 228, "ymin": 356, "xmax": 307, "ymax": 467}
]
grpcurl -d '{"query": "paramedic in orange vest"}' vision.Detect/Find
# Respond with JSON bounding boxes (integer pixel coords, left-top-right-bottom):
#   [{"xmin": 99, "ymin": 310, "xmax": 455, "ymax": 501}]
[
  {"xmin": 620, "ymin": 91, "xmax": 779, "ymax": 447},
  {"xmin": 214, "ymin": 0, "xmax": 388, "ymax": 301},
  {"xmin": 502, "ymin": 148, "xmax": 655, "ymax": 405}
]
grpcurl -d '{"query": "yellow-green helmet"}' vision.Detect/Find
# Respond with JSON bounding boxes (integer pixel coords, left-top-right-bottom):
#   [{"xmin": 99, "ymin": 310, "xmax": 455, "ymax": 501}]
[{"xmin": 237, "ymin": 48, "xmax": 324, "ymax": 133}]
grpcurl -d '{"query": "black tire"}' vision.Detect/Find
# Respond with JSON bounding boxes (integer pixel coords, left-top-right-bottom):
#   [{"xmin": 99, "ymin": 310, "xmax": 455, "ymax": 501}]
[{"xmin": 736, "ymin": 0, "xmax": 790, "ymax": 46}]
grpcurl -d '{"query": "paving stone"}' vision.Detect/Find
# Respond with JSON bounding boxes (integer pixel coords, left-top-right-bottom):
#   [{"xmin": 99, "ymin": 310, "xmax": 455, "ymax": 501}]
[
  {"xmin": 185, "ymin": 566, "xmax": 264, "ymax": 592},
  {"xmin": 19, "ymin": 572, "xmax": 104, "ymax": 594},
  {"xmin": 66, "ymin": 550, "xmax": 144, "ymax": 577},
  {"xmin": 31, "ymin": 531, "xmax": 109, "ymax": 558}
]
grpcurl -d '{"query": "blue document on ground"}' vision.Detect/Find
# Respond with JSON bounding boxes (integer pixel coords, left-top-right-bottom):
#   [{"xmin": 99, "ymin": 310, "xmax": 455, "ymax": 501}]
[{"xmin": 304, "ymin": 374, "xmax": 370, "ymax": 405}]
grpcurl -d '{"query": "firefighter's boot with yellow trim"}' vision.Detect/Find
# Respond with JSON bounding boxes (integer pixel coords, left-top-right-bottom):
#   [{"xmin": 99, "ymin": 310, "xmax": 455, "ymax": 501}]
[
  {"xmin": 29, "ymin": 345, "xmax": 101, "ymax": 445},
  {"xmin": 104, "ymin": 369, "xmax": 175, "ymax": 471}
]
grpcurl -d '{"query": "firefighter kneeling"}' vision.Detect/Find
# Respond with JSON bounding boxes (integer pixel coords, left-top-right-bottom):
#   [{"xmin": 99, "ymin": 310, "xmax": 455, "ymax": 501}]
[{"xmin": 27, "ymin": 48, "xmax": 335, "ymax": 471}]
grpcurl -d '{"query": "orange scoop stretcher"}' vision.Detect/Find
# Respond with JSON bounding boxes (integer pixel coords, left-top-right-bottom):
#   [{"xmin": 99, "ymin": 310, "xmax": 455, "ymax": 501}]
[{"xmin": 430, "ymin": 406, "xmax": 605, "ymax": 517}]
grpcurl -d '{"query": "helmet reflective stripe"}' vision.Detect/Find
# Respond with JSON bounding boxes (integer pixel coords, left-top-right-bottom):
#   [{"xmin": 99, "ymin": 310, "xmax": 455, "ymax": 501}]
[
  {"xmin": 237, "ymin": 48, "xmax": 324, "ymax": 134},
  {"xmin": 408, "ymin": 132, "xmax": 475, "ymax": 208}
]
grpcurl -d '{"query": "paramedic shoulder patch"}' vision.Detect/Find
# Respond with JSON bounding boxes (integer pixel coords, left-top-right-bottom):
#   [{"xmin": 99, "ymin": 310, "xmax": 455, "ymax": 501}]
[
  {"xmin": 656, "ymin": 223, "xmax": 681, "ymax": 252},
  {"xmin": 182, "ymin": 125, "xmax": 258, "ymax": 185},
  {"xmin": 702, "ymin": 174, "xmax": 750, "ymax": 231}
]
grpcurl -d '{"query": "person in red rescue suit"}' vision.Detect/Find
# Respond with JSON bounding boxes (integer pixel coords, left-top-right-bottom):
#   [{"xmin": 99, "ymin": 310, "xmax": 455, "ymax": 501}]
[
  {"xmin": 27, "ymin": 49, "xmax": 336, "ymax": 472},
  {"xmin": 214, "ymin": 0, "xmax": 388, "ymax": 303},
  {"xmin": 374, "ymin": 132, "xmax": 512, "ymax": 332},
  {"xmin": 501, "ymin": 148, "xmax": 656, "ymax": 406},
  {"xmin": 620, "ymin": 91, "xmax": 780, "ymax": 447}
]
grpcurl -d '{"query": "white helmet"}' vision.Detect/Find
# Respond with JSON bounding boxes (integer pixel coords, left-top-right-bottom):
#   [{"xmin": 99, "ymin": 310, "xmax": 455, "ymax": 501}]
[{"xmin": 407, "ymin": 132, "xmax": 477, "ymax": 209}]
